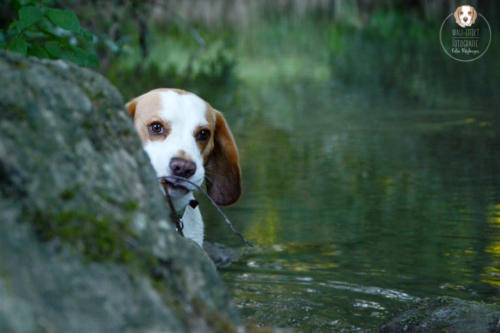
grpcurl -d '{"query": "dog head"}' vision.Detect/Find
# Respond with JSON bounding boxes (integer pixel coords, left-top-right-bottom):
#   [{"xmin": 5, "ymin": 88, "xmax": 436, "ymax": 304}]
[
  {"xmin": 454, "ymin": 5, "xmax": 477, "ymax": 28},
  {"xmin": 126, "ymin": 88, "xmax": 241, "ymax": 206}
]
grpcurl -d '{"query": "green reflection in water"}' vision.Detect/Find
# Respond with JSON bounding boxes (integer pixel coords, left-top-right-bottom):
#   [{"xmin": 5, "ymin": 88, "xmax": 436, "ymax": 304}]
[
  {"xmin": 190, "ymin": 12, "xmax": 500, "ymax": 330},
  {"xmin": 200, "ymin": 82, "xmax": 499, "ymax": 331},
  {"xmin": 483, "ymin": 204, "xmax": 500, "ymax": 287}
]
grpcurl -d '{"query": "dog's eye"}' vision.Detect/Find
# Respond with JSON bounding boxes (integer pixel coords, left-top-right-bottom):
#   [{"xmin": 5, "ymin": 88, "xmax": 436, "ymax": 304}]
[
  {"xmin": 196, "ymin": 129, "xmax": 211, "ymax": 141},
  {"xmin": 149, "ymin": 122, "xmax": 165, "ymax": 135},
  {"xmin": 468, "ymin": 11, "xmax": 471, "ymax": 14},
  {"xmin": 460, "ymin": 11, "xmax": 463, "ymax": 15}
]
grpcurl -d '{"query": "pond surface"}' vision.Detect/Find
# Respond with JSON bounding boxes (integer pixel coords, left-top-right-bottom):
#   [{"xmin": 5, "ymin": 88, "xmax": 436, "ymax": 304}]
[{"xmin": 202, "ymin": 83, "xmax": 500, "ymax": 331}]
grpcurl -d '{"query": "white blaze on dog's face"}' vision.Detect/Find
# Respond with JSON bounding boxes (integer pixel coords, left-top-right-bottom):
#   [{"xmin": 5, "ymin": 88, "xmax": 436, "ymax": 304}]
[
  {"xmin": 126, "ymin": 88, "xmax": 241, "ymax": 206},
  {"xmin": 455, "ymin": 5, "xmax": 477, "ymax": 28}
]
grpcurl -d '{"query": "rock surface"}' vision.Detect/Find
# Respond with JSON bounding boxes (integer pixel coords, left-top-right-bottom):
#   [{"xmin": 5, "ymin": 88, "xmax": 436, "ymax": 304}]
[
  {"xmin": 0, "ymin": 50, "xmax": 239, "ymax": 332},
  {"xmin": 204, "ymin": 242, "xmax": 240, "ymax": 269},
  {"xmin": 379, "ymin": 297, "xmax": 500, "ymax": 333}
]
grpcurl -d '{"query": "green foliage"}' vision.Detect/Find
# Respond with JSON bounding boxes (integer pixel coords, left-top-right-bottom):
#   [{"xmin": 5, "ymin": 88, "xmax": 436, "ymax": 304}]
[
  {"xmin": 329, "ymin": 10, "xmax": 499, "ymax": 106},
  {"xmin": 2, "ymin": 1, "xmax": 98, "ymax": 67},
  {"xmin": 107, "ymin": 37, "xmax": 237, "ymax": 102},
  {"xmin": 45, "ymin": 8, "xmax": 80, "ymax": 32}
]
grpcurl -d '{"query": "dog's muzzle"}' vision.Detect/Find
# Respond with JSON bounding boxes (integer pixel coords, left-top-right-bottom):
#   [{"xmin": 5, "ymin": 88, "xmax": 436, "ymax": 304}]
[{"xmin": 160, "ymin": 176, "xmax": 191, "ymax": 192}]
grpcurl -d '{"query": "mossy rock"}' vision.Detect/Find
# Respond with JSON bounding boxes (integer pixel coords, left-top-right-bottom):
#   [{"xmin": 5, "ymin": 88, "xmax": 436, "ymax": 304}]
[
  {"xmin": 379, "ymin": 297, "xmax": 500, "ymax": 333},
  {"xmin": 0, "ymin": 50, "xmax": 239, "ymax": 332}
]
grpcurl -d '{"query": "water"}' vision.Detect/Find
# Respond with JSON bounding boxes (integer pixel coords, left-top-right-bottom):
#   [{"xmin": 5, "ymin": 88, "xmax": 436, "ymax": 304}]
[{"xmin": 199, "ymin": 82, "xmax": 499, "ymax": 331}]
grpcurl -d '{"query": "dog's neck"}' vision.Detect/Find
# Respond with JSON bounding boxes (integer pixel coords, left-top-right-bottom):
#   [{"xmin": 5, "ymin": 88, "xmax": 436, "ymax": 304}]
[
  {"xmin": 171, "ymin": 192, "xmax": 195, "ymax": 213},
  {"xmin": 171, "ymin": 192, "xmax": 204, "ymax": 246}
]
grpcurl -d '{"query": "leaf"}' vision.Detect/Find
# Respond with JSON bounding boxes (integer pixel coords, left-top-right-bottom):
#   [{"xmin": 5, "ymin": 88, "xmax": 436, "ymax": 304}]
[
  {"xmin": 78, "ymin": 26, "xmax": 93, "ymax": 41},
  {"xmin": 46, "ymin": 8, "xmax": 80, "ymax": 32},
  {"xmin": 45, "ymin": 41, "xmax": 63, "ymax": 58},
  {"xmin": 8, "ymin": 21, "xmax": 21, "ymax": 33},
  {"xmin": 8, "ymin": 37, "xmax": 27, "ymax": 55},
  {"xmin": 59, "ymin": 50, "xmax": 79, "ymax": 65},
  {"xmin": 18, "ymin": 6, "xmax": 43, "ymax": 30},
  {"xmin": 69, "ymin": 45, "xmax": 99, "ymax": 67},
  {"xmin": 82, "ymin": 50, "xmax": 99, "ymax": 67},
  {"xmin": 45, "ymin": 41, "xmax": 99, "ymax": 67},
  {"xmin": 28, "ymin": 45, "xmax": 49, "ymax": 58}
]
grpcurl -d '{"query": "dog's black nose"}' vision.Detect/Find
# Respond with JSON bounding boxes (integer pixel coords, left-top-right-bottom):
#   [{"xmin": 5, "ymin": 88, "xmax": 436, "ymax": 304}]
[{"xmin": 170, "ymin": 157, "xmax": 196, "ymax": 178}]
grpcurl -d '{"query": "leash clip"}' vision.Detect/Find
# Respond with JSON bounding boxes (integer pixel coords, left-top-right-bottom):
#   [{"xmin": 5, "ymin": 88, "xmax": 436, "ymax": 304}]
[{"xmin": 176, "ymin": 220, "xmax": 184, "ymax": 233}]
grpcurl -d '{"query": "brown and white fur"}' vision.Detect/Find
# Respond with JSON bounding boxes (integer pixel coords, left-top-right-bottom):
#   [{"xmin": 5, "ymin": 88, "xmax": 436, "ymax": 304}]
[
  {"xmin": 454, "ymin": 5, "xmax": 477, "ymax": 28},
  {"xmin": 126, "ymin": 88, "xmax": 241, "ymax": 246}
]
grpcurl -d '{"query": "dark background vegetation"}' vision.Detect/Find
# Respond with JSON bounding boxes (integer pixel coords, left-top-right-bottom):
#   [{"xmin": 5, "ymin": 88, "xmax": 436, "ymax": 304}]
[{"xmin": 1, "ymin": 0, "xmax": 498, "ymax": 107}]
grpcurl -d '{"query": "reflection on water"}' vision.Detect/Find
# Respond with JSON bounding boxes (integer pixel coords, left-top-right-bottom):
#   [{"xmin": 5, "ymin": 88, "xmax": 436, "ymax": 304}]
[
  {"xmin": 484, "ymin": 204, "xmax": 500, "ymax": 286},
  {"xmin": 225, "ymin": 244, "xmax": 418, "ymax": 331},
  {"xmin": 202, "ymin": 84, "xmax": 500, "ymax": 331}
]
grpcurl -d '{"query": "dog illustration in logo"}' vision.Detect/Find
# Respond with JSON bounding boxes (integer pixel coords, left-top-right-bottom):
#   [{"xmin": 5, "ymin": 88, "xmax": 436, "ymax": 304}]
[{"xmin": 454, "ymin": 5, "xmax": 477, "ymax": 28}]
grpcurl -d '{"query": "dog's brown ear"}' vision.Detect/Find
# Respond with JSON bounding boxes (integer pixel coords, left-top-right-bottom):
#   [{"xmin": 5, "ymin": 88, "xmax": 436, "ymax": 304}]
[
  {"xmin": 454, "ymin": 6, "xmax": 461, "ymax": 25},
  {"xmin": 125, "ymin": 98, "xmax": 138, "ymax": 118},
  {"xmin": 471, "ymin": 7, "xmax": 477, "ymax": 24},
  {"xmin": 205, "ymin": 110, "xmax": 241, "ymax": 206}
]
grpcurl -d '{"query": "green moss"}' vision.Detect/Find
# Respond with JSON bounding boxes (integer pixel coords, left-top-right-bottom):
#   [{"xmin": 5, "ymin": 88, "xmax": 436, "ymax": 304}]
[
  {"xmin": 59, "ymin": 185, "xmax": 82, "ymax": 201},
  {"xmin": 2, "ymin": 103, "xmax": 28, "ymax": 121},
  {"xmin": 29, "ymin": 208, "xmax": 139, "ymax": 264},
  {"xmin": 191, "ymin": 297, "xmax": 237, "ymax": 333},
  {"xmin": 25, "ymin": 206, "xmax": 186, "ymax": 316},
  {"xmin": 436, "ymin": 296, "xmax": 453, "ymax": 306},
  {"xmin": 11, "ymin": 59, "xmax": 28, "ymax": 69},
  {"xmin": 123, "ymin": 200, "xmax": 139, "ymax": 212},
  {"xmin": 25, "ymin": 205, "xmax": 189, "ymax": 318},
  {"xmin": 400, "ymin": 312, "xmax": 428, "ymax": 327}
]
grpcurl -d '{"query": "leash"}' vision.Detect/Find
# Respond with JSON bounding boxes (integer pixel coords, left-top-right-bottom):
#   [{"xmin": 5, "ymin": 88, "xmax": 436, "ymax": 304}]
[
  {"xmin": 160, "ymin": 179, "xmax": 184, "ymax": 237},
  {"xmin": 158, "ymin": 176, "xmax": 254, "ymax": 247}
]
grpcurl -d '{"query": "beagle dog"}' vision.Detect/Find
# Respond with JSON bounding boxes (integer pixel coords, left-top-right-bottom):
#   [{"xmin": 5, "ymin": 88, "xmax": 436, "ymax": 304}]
[
  {"xmin": 126, "ymin": 88, "xmax": 241, "ymax": 246},
  {"xmin": 454, "ymin": 5, "xmax": 477, "ymax": 28}
]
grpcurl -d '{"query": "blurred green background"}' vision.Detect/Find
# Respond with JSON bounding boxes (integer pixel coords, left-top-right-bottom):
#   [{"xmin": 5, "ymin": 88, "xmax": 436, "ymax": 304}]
[
  {"xmin": 2, "ymin": 0, "xmax": 497, "ymax": 105},
  {"xmin": 1, "ymin": 0, "xmax": 499, "ymax": 331}
]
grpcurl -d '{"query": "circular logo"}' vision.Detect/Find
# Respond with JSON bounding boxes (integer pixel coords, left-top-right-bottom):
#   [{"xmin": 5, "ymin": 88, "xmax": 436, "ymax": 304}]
[{"xmin": 439, "ymin": 5, "xmax": 491, "ymax": 62}]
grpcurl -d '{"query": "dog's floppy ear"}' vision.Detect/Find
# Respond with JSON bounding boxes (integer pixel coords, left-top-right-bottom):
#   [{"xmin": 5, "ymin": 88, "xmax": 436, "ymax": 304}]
[
  {"xmin": 454, "ymin": 6, "xmax": 461, "ymax": 25},
  {"xmin": 205, "ymin": 110, "xmax": 241, "ymax": 206},
  {"xmin": 471, "ymin": 7, "xmax": 477, "ymax": 24},
  {"xmin": 125, "ymin": 98, "xmax": 138, "ymax": 118}
]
